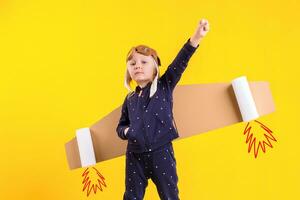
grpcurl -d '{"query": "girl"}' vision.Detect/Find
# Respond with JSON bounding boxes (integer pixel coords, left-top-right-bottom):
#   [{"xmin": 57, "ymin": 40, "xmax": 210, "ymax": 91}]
[{"xmin": 116, "ymin": 19, "xmax": 209, "ymax": 200}]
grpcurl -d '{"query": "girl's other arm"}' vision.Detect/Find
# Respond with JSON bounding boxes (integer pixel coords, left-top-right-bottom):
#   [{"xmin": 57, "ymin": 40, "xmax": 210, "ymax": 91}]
[
  {"xmin": 160, "ymin": 37, "xmax": 199, "ymax": 92},
  {"xmin": 116, "ymin": 95, "xmax": 130, "ymax": 140},
  {"xmin": 160, "ymin": 19, "xmax": 209, "ymax": 92}
]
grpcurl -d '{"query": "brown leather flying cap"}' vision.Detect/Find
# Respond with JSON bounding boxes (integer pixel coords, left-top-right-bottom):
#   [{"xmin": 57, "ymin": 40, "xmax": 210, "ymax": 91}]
[{"xmin": 126, "ymin": 45, "xmax": 161, "ymax": 66}]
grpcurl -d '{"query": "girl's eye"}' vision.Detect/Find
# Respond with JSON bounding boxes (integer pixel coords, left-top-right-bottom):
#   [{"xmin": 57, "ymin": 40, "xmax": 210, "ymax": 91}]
[
  {"xmin": 142, "ymin": 61, "xmax": 147, "ymax": 64},
  {"xmin": 130, "ymin": 63, "xmax": 135, "ymax": 66}
]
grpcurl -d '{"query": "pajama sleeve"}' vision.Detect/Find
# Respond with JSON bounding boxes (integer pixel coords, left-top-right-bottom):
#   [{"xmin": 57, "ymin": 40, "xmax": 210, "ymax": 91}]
[
  {"xmin": 160, "ymin": 38, "xmax": 199, "ymax": 92},
  {"xmin": 116, "ymin": 95, "xmax": 130, "ymax": 140}
]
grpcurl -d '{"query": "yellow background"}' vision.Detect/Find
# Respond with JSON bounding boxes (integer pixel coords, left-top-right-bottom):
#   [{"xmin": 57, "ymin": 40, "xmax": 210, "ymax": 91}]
[{"xmin": 0, "ymin": 0, "xmax": 299, "ymax": 199}]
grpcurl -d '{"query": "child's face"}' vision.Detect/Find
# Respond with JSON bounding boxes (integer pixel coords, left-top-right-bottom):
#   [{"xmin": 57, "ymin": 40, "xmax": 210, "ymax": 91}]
[{"xmin": 127, "ymin": 52, "xmax": 156, "ymax": 87}]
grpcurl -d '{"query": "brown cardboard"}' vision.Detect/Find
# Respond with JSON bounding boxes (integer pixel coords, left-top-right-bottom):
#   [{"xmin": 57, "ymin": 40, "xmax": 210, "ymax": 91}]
[{"xmin": 65, "ymin": 81, "xmax": 275, "ymax": 170}]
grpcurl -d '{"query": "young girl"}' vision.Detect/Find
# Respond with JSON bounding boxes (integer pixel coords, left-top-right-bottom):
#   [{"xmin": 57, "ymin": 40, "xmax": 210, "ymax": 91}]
[{"xmin": 116, "ymin": 19, "xmax": 209, "ymax": 200}]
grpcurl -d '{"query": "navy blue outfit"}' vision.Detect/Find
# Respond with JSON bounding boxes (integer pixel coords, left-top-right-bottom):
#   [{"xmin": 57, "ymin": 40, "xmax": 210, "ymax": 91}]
[{"xmin": 116, "ymin": 38, "xmax": 199, "ymax": 200}]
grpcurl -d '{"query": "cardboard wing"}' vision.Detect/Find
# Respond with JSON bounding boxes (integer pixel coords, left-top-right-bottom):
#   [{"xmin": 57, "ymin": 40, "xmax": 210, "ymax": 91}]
[{"xmin": 65, "ymin": 77, "xmax": 275, "ymax": 170}]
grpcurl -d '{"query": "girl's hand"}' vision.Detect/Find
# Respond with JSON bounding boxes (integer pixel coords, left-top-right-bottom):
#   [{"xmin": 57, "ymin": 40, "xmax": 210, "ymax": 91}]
[
  {"xmin": 124, "ymin": 127, "xmax": 129, "ymax": 136},
  {"xmin": 190, "ymin": 19, "xmax": 210, "ymax": 47}
]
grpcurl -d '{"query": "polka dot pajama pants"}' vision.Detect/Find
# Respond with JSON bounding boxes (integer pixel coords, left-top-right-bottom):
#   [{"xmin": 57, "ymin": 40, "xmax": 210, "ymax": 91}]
[{"xmin": 123, "ymin": 142, "xmax": 179, "ymax": 200}]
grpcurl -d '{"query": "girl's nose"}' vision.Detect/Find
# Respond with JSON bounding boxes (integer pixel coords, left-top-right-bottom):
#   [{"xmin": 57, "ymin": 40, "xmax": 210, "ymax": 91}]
[{"xmin": 134, "ymin": 65, "xmax": 141, "ymax": 70}]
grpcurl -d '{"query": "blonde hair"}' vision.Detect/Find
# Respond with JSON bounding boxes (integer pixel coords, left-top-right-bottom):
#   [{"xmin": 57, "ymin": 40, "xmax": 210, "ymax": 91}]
[{"xmin": 124, "ymin": 57, "xmax": 160, "ymax": 99}]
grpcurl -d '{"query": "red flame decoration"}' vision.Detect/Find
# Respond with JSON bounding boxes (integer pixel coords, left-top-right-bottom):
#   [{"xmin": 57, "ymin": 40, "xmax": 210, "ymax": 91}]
[
  {"xmin": 81, "ymin": 167, "xmax": 107, "ymax": 196},
  {"xmin": 243, "ymin": 120, "xmax": 277, "ymax": 158}
]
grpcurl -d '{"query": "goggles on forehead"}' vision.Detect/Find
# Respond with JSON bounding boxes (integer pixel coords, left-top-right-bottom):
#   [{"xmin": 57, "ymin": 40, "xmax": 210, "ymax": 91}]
[{"xmin": 126, "ymin": 45, "xmax": 161, "ymax": 66}]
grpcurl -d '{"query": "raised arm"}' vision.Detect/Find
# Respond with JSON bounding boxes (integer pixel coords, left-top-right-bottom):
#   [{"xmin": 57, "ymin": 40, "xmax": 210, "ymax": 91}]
[
  {"xmin": 160, "ymin": 19, "xmax": 209, "ymax": 92},
  {"xmin": 116, "ymin": 95, "xmax": 130, "ymax": 140},
  {"xmin": 160, "ymin": 38, "xmax": 199, "ymax": 92}
]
